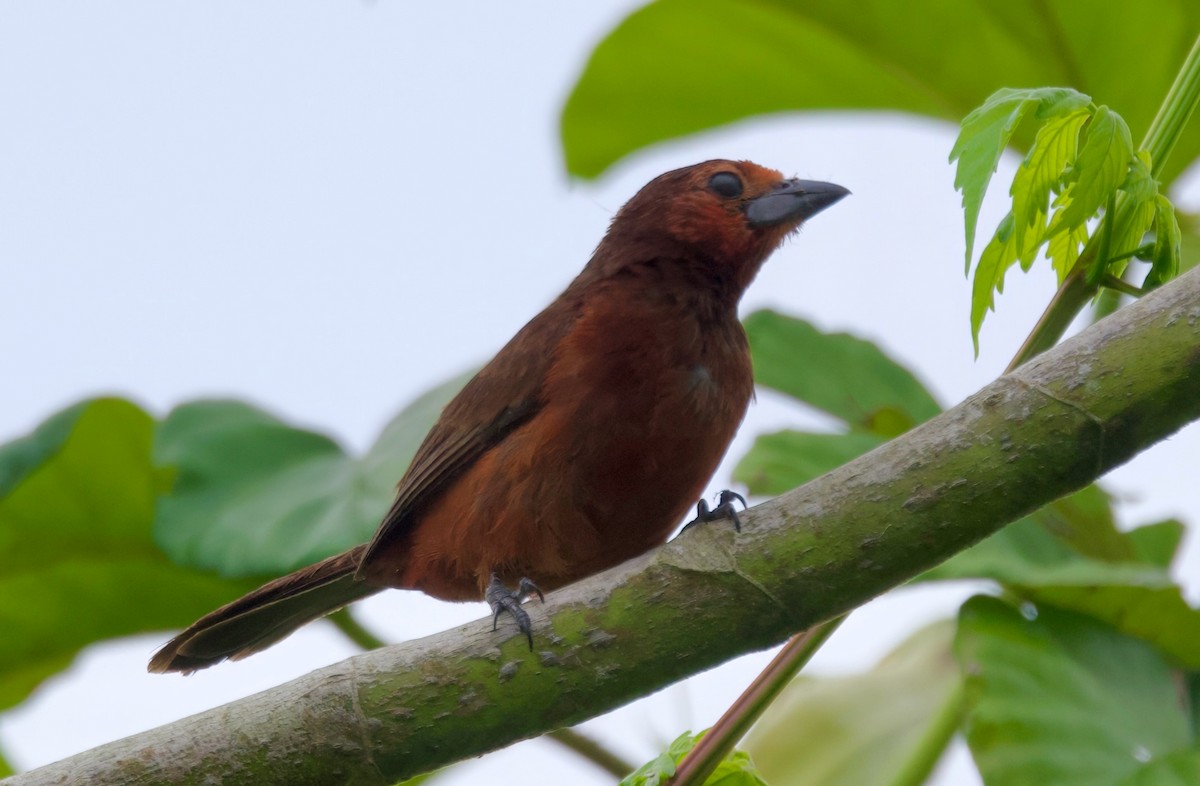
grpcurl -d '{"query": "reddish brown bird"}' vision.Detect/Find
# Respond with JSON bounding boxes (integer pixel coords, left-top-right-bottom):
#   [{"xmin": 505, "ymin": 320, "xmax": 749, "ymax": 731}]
[{"xmin": 149, "ymin": 160, "xmax": 847, "ymax": 673}]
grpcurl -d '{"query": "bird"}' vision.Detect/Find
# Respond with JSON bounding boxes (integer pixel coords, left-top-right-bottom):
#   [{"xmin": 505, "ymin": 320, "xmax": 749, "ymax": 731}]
[{"xmin": 149, "ymin": 159, "xmax": 848, "ymax": 673}]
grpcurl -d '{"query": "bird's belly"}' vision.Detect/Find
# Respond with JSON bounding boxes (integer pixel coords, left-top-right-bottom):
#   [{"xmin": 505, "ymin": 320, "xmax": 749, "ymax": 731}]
[
  {"xmin": 518, "ymin": 355, "xmax": 751, "ymax": 581},
  {"xmin": 389, "ymin": 357, "xmax": 749, "ymax": 601}
]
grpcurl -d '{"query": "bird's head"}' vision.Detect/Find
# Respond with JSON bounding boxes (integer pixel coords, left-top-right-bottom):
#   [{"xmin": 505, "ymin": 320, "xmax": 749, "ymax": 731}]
[{"xmin": 603, "ymin": 160, "xmax": 849, "ymax": 292}]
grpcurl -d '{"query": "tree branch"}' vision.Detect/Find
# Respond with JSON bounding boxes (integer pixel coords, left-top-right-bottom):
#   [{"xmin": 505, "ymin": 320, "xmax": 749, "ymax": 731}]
[{"xmin": 8, "ymin": 267, "xmax": 1200, "ymax": 786}]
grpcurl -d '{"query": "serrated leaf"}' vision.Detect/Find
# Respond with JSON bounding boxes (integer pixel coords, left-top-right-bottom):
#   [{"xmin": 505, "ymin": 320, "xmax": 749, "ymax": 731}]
[
  {"xmin": 1052, "ymin": 106, "xmax": 1134, "ymax": 232},
  {"xmin": 1121, "ymin": 150, "xmax": 1159, "ymax": 203},
  {"xmin": 1101, "ymin": 151, "xmax": 1159, "ymax": 282},
  {"xmin": 0, "ymin": 399, "xmax": 256, "ymax": 711},
  {"xmin": 154, "ymin": 371, "xmax": 471, "ymax": 577},
  {"xmin": 1146, "ymin": 194, "xmax": 1182, "ymax": 288},
  {"xmin": 1011, "ymin": 108, "xmax": 1090, "ymax": 267},
  {"xmin": 744, "ymin": 621, "xmax": 961, "ymax": 786},
  {"xmin": 952, "ymin": 87, "xmax": 1092, "ymax": 270},
  {"xmin": 743, "ymin": 310, "xmax": 940, "ymax": 434},
  {"xmin": 957, "ymin": 597, "xmax": 1193, "ymax": 786},
  {"xmin": 1047, "ymin": 214, "xmax": 1089, "ymax": 282},
  {"xmin": 970, "ymin": 212, "xmax": 1019, "ymax": 354},
  {"xmin": 621, "ymin": 731, "xmax": 768, "ymax": 786}
]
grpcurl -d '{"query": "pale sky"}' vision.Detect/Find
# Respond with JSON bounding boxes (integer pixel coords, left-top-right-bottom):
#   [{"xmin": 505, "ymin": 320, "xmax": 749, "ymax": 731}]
[{"xmin": 1, "ymin": 3, "xmax": 1197, "ymax": 784}]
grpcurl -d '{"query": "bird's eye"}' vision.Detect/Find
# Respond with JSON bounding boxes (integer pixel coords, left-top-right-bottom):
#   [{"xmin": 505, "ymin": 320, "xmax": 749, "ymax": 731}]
[{"xmin": 708, "ymin": 172, "xmax": 744, "ymax": 199}]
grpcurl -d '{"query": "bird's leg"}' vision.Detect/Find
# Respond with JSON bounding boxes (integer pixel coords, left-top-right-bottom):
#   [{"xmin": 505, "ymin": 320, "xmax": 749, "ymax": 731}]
[
  {"xmin": 683, "ymin": 490, "xmax": 747, "ymax": 533},
  {"xmin": 486, "ymin": 573, "xmax": 545, "ymax": 649}
]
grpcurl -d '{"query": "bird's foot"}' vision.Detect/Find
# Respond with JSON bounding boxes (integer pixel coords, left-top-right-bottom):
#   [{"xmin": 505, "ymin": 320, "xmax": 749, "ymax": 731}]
[
  {"xmin": 682, "ymin": 489, "xmax": 747, "ymax": 533},
  {"xmin": 486, "ymin": 573, "xmax": 545, "ymax": 650}
]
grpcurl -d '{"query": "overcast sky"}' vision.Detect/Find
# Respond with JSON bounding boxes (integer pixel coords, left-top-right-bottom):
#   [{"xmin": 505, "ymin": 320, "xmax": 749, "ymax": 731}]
[{"xmin": 2, "ymin": 3, "xmax": 1197, "ymax": 784}]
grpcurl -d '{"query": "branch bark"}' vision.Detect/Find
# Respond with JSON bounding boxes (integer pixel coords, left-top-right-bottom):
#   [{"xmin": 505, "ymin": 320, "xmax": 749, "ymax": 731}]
[{"xmin": 9, "ymin": 267, "xmax": 1200, "ymax": 786}]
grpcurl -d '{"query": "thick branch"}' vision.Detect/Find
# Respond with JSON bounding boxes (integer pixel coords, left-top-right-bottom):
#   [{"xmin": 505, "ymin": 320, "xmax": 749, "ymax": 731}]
[{"xmin": 9, "ymin": 267, "xmax": 1200, "ymax": 786}]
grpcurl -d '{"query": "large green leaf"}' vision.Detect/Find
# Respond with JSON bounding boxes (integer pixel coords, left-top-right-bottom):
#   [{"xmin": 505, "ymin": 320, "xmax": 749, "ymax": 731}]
[
  {"xmin": 154, "ymin": 371, "xmax": 470, "ymax": 577},
  {"xmin": 743, "ymin": 622, "xmax": 962, "ymax": 786},
  {"xmin": 928, "ymin": 493, "xmax": 1200, "ymax": 667},
  {"xmin": 1030, "ymin": 583, "xmax": 1200, "ymax": 669},
  {"xmin": 956, "ymin": 596, "xmax": 1194, "ymax": 786},
  {"xmin": 1055, "ymin": 485, "xmax": 1141, "ymax": 560},
  {"xmin": 0, "ymin": 399, "xmax": 256, "ymax": 710},
  {"xmin": 1118, "ymin": 749, "xmax": 1200, "ymax": 786},
  {"xmin": 734, "ymin": 430, "xmax": 884, "ymax": 494},
  {"xmin": 744, "ymin": 309, "xmax": 940, "ymax": 435},
  {"xmin": 562, "ymin": 0, "xmax": 1200, "ymax": 184},
  {"xmin": 735, "ymin": 306, "xmax": 1200, "ymax": 666},
  {"xmin": 1126, "ymin": 519, "xmax": 1185, "ymax": 568}
]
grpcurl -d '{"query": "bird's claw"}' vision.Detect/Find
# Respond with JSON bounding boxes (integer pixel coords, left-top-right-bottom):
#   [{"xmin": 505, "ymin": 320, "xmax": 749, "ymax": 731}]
[
  {"xmin": 486, "ymin": 574, "xmax": 544, "ymax": 650},
  {"xmin": 684, "ymin": 489, "xmax": 747, "ymax": 533}
]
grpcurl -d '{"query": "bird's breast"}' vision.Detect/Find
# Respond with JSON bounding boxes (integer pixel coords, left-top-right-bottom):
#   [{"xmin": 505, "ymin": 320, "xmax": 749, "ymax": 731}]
[
  {"xmin": 529, "ymin": 290, "xmax": 754, "ymax": 563},
  {"xmin": 396, "ymin": 284, "xmax": 755, "ymax": 600}
]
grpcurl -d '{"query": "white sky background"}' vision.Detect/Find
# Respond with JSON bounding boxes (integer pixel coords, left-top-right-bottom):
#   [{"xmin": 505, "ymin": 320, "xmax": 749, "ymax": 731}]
[{"xmin": 2, "ymin": 3, "xmax": 1198, "ymax": 784}]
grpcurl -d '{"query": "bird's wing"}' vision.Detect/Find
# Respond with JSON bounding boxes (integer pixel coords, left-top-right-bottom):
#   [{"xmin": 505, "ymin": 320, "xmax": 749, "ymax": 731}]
[{"xmin": 357, "ymin": 297, "xmax": 578, "ymax": 573}]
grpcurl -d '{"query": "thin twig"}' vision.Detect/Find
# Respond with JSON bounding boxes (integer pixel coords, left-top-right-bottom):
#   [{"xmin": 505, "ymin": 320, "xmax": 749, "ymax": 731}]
[
  {"xmin": 328, "ymin": 608, "xmax": 388, "ymax": 651},
  {"xmin": 545, "ymin": 729, "xmax": 636, "ymax": 779}
]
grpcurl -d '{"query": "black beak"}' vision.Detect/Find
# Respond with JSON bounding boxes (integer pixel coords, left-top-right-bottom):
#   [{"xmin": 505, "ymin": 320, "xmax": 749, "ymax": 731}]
[{"xmin": 744, "ymin": 179, "xmax": 850, "ymax": 228}]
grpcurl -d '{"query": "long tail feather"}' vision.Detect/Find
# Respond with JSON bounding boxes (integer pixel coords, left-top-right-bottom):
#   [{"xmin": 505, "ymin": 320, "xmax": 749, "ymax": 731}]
[{"xmin": 149, "ymin": 545, "xmax": 377, "ymax": 674}]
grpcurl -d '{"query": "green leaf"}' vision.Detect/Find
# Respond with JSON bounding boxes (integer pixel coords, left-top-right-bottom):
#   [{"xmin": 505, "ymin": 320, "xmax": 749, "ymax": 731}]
[
  {"xmin": 0, "ymin": 401, "xmax": 89, "ymax": 500},
  {"xmin": 1034, "ymin": 484, "xmax": 1134, "ymax": 562},
  {"xmin": 744, "ymin": 621, "xmax": 962, "ymax": 786},
  {"xmin": 1117, "ymin": 749, "xmax": 1200, "ymax": 786},
  {"xmin": 1180, "ymin": 210, "xmax": 1200, "ymax": 275},
  {"xmin": 0, "ymin": 747, "xmax": 11, "ymax": 778},
  {"xmin": 1120, "ymin": 150, "xmax": 1160, "ymax": 203},
  {"xmin": 620, "ymin": 731, "xmax": 768, "ymax": 786},
  {"xmin": 1126, "ymin": 519, "xmax": 1185, "ymax": 568},
  {"xmin": 154, "ymin": 371, "xmax": 470, "ymax": 577},
  {"xmin": 1047, "ymin": 214, "xmax": 1089, "ymax": 282},
  {"xmin": 1051, "ymin": 106, "xmax": 1134, "ymax": 232},
  {"xmin": 1091, "ymin": 150, "xmax": 1158, "ymax": 285},
  {"xmin": 1029, "ymin": 583, "xmax": 1200, "ymax": 669},
  {"xmin": 926, "ymin": 485, "xmax": 1148, "ymax": 582},
  {"xmin": 925, "ymin": 487, "xmax": 1200, "ymax": 667},
  {"xmin": 953, "ymin": 87, "xmax": 1092, "ymax": 270},
  {"xmin": 0, "ymin": 399, "xmax": 256, "ymax": 711},
  {"xmin": 743, "ymin": 309, "xmax": 940, "ymax": 434},
  {"xmin": 563, "ymin": 0, "xmax": 1200, "ymax": 184},
  {"xmin": 1011, "ymin": 108, "xmax": 1091, "ymax": 269},
  {"xmin": 923, "ymin": 515, "xmax": 1164, "ymax": 588},
  {"xmin": 734, "ymin": 430, "xmax": 884, "ymax": 495},
  {"xmin": 956, "ymin": 596, "xmax": 1193, "ymax": 786},
  {"xmin": 970, "ymin": 212, "xmax": 1019, "ymax": 354},
  {"xmin": 1146, "ymin": 193, "xmax": 1182, "ymax": 288}
]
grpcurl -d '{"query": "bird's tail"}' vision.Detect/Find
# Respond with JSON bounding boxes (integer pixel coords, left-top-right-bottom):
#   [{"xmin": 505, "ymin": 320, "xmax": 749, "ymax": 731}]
[{"xmin": 148, "ymin": 545, "xmax": 378, "ymax": 674}]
